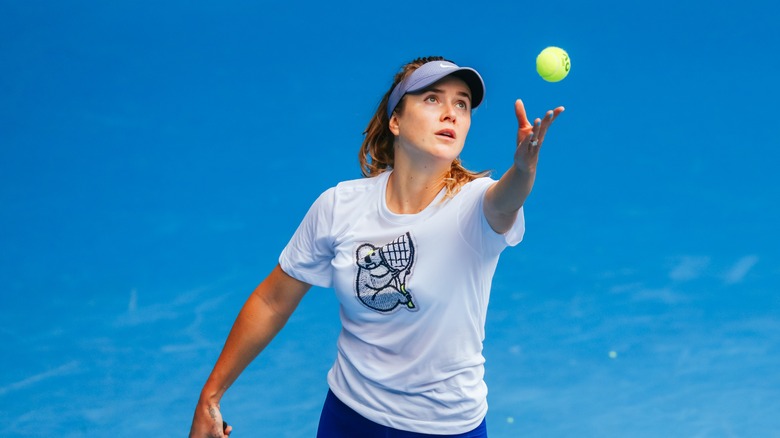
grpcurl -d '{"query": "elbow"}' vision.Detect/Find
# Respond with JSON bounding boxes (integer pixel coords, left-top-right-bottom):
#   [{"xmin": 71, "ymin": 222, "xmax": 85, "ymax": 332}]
[{"xmin": 486, "ymin": 208, "xmax": 520, "ymax": 235}]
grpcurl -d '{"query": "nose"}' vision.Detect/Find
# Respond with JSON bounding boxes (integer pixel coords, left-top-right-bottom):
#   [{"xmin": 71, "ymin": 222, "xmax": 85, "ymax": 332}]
[{"xmin": 440, "ymin": 105, "xmax": 457, "ymax": 123}]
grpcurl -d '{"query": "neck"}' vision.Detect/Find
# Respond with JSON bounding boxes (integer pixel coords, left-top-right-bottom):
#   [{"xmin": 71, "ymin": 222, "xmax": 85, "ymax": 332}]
[{"xmin": 386, "ymin": 166, "xmax": 448, "ymax": 215}]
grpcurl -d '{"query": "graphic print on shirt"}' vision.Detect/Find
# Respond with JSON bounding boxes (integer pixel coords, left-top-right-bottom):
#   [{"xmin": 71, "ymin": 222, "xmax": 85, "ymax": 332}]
[{"xmin": 354, "ymin": 232, "xmax": 417, "ymax": 313}]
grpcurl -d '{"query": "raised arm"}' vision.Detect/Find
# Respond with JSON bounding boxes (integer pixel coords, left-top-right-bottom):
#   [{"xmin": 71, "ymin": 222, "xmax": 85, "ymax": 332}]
[
  {"xmin": 189, "ymin": 264, "xmax": 311, "ymax": 438},
  {"xmin": 484, "ymin": 99, "xmax": 564, "ymax": 234}
]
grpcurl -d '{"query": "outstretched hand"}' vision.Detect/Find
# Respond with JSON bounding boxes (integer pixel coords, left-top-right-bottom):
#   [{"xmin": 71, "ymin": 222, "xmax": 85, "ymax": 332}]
[
  {"xmin": 482, "ymin": 99, "xmax": 565, "ymax": 234},
  {"xmin": 514, "ymin": 99, "xmax": 564, "ymax": 173}
]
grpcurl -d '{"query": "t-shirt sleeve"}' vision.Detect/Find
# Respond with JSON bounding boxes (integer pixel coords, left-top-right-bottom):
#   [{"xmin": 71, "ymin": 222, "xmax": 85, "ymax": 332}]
[
  {"xmin": 278, "ymin": 187, "xmax": 336, "ymax": 288},
  {"xmin": 458, "ymin": 178, "xmax": 525, "ymax": 255}
]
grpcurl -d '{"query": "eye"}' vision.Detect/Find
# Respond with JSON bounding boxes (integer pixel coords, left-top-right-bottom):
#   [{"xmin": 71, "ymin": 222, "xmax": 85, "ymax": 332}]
[
  {"xmin": 456, "ymin": 100, "xmax": 470, "ymax": 110},
  {"xmin": 425, "ymin": 95, "xmax": 438, "ymax": 103}
]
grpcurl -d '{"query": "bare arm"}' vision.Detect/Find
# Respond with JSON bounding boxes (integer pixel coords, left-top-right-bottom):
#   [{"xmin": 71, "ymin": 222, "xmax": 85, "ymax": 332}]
[
  {"xmin": 484, "ymin": 99, "xmax": 564, "ymax": 234},
  {"xmin": 189, "ymin": 264, "xmax": 311, "ymax": 437}
]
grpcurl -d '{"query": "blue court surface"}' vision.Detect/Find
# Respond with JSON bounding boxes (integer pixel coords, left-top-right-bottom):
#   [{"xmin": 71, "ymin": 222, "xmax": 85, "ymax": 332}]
[{"xmin": 2, "ymin": 1, "xmax": 779, "ymax": 436}]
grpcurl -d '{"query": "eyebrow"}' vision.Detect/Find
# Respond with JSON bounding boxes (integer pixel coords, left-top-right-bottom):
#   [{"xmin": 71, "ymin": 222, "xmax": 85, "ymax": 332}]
[{"xmin": 422, "ymin": 87, "xmax": 472, "ymax": 101}]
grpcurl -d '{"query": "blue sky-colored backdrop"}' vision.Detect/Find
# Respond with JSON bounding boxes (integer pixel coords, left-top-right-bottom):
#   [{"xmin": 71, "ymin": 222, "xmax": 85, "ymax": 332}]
[{"xmin": 2, "ymin": 1, "xmax": 779, "ymax": 436}]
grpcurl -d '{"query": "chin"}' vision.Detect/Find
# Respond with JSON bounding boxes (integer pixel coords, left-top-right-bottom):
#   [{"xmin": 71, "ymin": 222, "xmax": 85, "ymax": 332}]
[{"xmin": 432, "ymin": 145, "xmax": 465, "ymax": 161}]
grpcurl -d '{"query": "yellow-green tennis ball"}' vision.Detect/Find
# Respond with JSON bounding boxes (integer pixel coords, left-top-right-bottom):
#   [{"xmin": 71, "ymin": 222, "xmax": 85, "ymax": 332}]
[{"xmin": 536, "ymin": 47, "xmax": 571, "ymax": 82}]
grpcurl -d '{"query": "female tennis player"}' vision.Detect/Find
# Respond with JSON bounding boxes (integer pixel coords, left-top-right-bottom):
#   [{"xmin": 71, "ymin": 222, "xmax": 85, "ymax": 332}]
[{"xmin": 189, "ymin": 56, "xmax": 564, "ymax": 437}]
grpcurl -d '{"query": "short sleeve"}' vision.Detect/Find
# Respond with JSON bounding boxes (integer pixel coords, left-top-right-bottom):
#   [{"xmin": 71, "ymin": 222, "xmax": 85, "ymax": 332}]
[
  {"xmin": 457, "ymin": 178, "xmax": 525, "ymax": 256},
  {"xmin": 279, "ymin": 188, "xmax": 336, "ymax": 288}
]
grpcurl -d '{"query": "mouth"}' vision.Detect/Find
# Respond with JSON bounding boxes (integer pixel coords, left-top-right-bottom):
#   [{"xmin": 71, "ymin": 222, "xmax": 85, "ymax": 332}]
[{"xmin": 435, "ymin": 129, "xmax": 456, "ymax": 140}]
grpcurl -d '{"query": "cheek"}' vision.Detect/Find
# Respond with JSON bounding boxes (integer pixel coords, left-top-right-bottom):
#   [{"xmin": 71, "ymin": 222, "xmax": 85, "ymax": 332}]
[{"xmin": 459, "ymin": 119, "xmax": 471, "ymax": 139}]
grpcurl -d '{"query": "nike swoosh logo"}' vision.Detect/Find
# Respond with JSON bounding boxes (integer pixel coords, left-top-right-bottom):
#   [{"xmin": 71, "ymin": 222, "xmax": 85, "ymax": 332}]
[{"xmin": 439, "ymin": 63, "xmax": 457, "ymax": 69}]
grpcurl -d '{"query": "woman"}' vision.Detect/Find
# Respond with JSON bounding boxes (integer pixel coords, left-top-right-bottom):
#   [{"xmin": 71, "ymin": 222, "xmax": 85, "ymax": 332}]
[{"xmin": 189, "ymin": 56, "xmax": 564, "ymax": 437}]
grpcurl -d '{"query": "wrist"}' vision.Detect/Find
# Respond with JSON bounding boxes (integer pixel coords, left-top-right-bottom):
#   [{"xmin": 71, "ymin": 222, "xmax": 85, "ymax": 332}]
[
  {"xmin": 199, "ymin": 384, "xmax": 224, "ymax": 406},
  {"xmin": 510, "ymin": 162, "xmax": 536, "ymax": 178}
]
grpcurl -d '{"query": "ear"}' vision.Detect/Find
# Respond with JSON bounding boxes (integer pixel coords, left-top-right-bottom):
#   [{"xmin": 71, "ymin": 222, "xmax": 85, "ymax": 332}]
[{"xmin": 388, "ymin": 112, "xmax": 400, "ymax": 136}]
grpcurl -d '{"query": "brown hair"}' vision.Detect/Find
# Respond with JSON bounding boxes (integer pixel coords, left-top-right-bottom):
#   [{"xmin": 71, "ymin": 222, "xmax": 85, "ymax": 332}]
[{"xmin": 358, "ymin": 56, "xmax": 490, "ymax": 198}]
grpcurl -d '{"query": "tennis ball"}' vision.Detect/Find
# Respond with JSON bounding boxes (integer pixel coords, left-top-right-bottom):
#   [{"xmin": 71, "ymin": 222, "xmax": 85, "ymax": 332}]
[{"xmin": 536, "ymin": 47, "xmax": 570, "ymax": 82}]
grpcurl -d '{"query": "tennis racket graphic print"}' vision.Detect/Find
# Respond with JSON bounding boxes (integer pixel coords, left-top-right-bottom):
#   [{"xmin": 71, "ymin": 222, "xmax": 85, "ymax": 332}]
[{"xmin": 354, "ymin": 232, "xmax": 417, "ymax": 313}]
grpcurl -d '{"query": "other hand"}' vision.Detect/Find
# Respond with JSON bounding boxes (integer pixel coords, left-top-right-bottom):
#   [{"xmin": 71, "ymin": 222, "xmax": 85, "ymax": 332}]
[{"xmin": 189, "ymin": 400, "xmax": 232, "ymax": 438}]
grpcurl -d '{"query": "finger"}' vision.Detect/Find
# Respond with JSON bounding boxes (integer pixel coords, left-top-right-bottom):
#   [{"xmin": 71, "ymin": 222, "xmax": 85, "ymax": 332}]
[
  {"xmin": 552, "ymin": 106, "xmax": 565, "ymax": 120},
  {"xmin": 515, "ymin": 99, "xmax": 532, "ymax": 132},
  {"xmin": 537, "ymin": 111, "xmax": 554, "ymax": 141},
  {"xmin": 543, "ymin": 107, "xmax": 565, "ymax": 126},
  {"xmin": 533, "ymin": 118, "xmax": 542, "ymax": 142},
  {"xmin": 518, "ymin": 119, "xmax": 536, "ymax": 147},
  {"xmin": 538, "ymin": 107, "xmax": 565, "ymax": 142},
  {"xmin": 545, "ymin": 107, "xmax": 564, "ymax": 131},
  {"xmin": 527, "ymin": 119, "xmax": 542, "ymax": 149}
]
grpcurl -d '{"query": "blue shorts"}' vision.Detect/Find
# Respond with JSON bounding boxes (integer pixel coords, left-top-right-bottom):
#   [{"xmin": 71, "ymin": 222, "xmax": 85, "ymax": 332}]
[{"xmin": 316, "ymin": 390, "xmax": 488, "ymax": 438}]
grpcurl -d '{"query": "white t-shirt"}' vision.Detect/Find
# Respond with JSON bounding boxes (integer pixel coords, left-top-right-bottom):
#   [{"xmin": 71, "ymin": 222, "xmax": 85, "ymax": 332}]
[{"xmin": 279, "ymin": 170, "xmax": 524, "ymax": 434}]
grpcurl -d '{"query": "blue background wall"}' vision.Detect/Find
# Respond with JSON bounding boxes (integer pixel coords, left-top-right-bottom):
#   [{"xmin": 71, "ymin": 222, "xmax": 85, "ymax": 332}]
[{"xmin": 1, "ymin": 1, "xmax": 778, "ymax": 436}]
